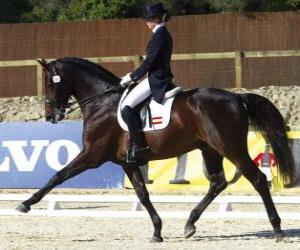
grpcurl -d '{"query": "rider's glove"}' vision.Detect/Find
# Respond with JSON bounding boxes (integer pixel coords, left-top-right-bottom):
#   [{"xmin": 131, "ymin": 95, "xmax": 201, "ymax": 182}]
[{"xmin": 119, "ymin": 73, "xmax": 134, "ymax": 87}]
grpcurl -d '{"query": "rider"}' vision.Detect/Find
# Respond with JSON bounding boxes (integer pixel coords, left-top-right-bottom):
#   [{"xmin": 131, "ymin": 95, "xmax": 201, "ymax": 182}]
[{"xmin": 120, "ymin": 2, "xmax": 175, "ymax": 163}]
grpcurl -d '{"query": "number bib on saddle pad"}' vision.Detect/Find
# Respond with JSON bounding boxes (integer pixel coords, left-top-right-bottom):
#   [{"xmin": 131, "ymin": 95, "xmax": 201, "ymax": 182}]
[{"xmin": 117, "ymin": 87, "xmax": 183, "ymax": 132}]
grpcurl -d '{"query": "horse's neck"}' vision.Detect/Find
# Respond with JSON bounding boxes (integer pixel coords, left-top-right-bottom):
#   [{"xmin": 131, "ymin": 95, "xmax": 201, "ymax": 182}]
[
  {"xmin": 73, "ymin": 82, "xmax": 106, "ymax": 102},
  {"xmin": 66, "ymin": 65, "xmax": 121, "ymax": 118},
  {"xmin": 78, "ymin": 89, "xmax": 122, "ymax": 120}
]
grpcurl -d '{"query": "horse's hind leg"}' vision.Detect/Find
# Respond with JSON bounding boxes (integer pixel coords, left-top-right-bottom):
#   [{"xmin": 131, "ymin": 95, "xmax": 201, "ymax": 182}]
[
  {"xmin": 123, "ymin": 165, "xmax": 163, "ymax": 243},
  {"xmin": 184, "ymin": 148, "xmax": 227, "ymax": 238},
  {"xmin": 231, "ymin": 153, "xmax": 284, "ymax": 242}
]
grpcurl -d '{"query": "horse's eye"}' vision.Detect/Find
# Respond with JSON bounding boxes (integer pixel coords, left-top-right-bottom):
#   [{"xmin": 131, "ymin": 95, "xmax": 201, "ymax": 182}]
[{"xmin": 46, "ymin": 80, "xmax": 53, "ymax": 87}]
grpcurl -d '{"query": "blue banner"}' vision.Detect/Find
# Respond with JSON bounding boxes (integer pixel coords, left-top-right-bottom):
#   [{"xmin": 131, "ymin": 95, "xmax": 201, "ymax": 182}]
[{"xmin": 0, "ymin": 122, "xmax": 125, "ymax": 188}]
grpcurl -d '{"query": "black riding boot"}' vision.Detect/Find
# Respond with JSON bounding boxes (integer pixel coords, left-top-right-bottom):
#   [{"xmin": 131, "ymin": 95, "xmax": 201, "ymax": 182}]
[{"xmin": 121, "ymin": 105, "xmax": 149, "ymax": 163}]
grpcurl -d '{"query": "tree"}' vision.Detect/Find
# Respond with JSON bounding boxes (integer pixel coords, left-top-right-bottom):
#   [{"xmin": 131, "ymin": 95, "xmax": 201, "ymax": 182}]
[
  {"xmin": 161, "ymin": 0, "xmax": 216, "ymax": 15},
  {"xmin": 210, "ymin": 0, "xmax": 300, "ymax": 13},
  {"xmin": 1, "ymin": 0, "xmax": 300, "ymax": 23},
  {"xmin": 19, "ymin": 0, "xmax": 70, "ymax": 23},
  {"xmin": 19, "ymin": 0, "xmax": 146, "ymax": 22},
  {"xmin": 0, "ymin": 0, "xmax": 31, "ymax": 23}
]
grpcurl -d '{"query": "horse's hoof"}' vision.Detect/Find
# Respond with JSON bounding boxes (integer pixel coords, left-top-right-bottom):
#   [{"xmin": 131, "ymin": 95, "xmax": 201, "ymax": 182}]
[
  {"xmin": 150, "ymin": 236, "xmax": 163, "ymax": 243},
  {"xmin": 275, "ymin": 231, "xmax": 285, "ymax": 242},
  {"xmin": 16, "ymin": 204, "xmax": 30, "ymax": 213},
  {"xmin": 184, "ymin": 225, "xmax": 196, "ymax": 239}
]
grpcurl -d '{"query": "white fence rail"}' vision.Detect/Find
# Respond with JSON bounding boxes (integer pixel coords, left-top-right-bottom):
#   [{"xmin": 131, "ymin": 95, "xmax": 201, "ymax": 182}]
[{"xmin": 0, "ymin": 194, "xmax": 300, "ymax": 219}]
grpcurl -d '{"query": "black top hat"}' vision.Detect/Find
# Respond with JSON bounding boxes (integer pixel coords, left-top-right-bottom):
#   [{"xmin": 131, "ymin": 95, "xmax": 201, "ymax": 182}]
[{"xmin": 143, "ymin": 3, "xmax": 168, "ymax": 19}]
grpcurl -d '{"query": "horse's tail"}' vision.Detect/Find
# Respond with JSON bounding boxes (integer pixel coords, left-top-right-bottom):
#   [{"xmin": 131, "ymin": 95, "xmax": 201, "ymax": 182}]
[{"xmin": 240, "ymin": 93, "xmax": 295, "ymax": 186}]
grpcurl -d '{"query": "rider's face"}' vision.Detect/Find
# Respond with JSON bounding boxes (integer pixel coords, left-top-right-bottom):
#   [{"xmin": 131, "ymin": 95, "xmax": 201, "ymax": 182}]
[{"xmin": 145, "ymin": 17, "xmax": 159, "ymax": 30}]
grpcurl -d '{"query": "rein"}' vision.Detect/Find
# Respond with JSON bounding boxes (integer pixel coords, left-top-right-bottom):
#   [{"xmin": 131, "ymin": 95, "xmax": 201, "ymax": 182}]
[{"xmin": 67, "ymin": 85, "xmax": 124, "ymax": 109}]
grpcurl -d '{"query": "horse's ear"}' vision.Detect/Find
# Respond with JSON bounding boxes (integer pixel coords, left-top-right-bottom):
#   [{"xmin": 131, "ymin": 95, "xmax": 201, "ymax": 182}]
[{"xmin": 37, "ymin": 58, "xmax": 51, "ymax": 72}]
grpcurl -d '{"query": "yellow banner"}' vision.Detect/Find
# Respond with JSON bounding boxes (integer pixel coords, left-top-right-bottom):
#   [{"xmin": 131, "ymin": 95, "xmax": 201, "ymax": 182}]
[{"xmin": 125, "ymin": 132, "xmax": 299, "ymax": 192}]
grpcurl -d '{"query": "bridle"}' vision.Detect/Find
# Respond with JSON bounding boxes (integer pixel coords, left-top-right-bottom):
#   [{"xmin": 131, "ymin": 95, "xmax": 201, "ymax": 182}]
[
  {"xmin": 45, "ymin": 75, "xmax": 124, "ymax": 123},
  {"xmin": 66, "ymin": 85, "xmax": 124, "ymax": 108},
  {"xmin": 45, "ymin": 97, "xmax": 69, "ymax": 124}
]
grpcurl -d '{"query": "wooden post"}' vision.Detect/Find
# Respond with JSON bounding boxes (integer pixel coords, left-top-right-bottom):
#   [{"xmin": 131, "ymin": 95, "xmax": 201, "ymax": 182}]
[
  {"xmin": 133, "ymin": 55, "xmax": 143, "ymax": 69},
  {"xmin": 36, "ymin": 64, "xmax": 43, "ymax": 96},
  {"xmin": 234, "ymin": 51, "xmax": 243, "ymax": 89}
]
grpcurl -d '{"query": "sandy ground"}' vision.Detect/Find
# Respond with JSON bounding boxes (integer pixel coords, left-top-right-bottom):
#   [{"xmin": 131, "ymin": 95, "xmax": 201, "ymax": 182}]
[
  {"xmin": 0, "ymin": 189, "xmax": 300, "ymax": 250},
  {"xmin": 0, "ymin": 216, "xmax": 299, "ymax": 250}
]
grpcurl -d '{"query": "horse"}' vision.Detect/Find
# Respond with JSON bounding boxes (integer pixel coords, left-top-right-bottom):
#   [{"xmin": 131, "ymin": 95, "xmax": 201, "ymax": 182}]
[{"xmin": 16, "ymin": 57, "xmax": 295, "ymax": 243}]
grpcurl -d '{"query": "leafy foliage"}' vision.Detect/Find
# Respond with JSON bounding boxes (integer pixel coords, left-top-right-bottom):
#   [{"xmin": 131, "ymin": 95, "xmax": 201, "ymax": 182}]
[
  {"xmin": 0, "ymin": 0, "xmax": 31, "ymax": 23},
  {"xmin": 1, "ymin": 0, "xmax": 300, "ymax": 23}
]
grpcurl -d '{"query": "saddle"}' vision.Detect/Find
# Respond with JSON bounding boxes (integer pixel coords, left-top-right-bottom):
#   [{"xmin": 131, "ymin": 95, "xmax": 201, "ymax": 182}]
[{"xmin": 117, "ymin": 86, "xmax": 183, "ymax": 132}]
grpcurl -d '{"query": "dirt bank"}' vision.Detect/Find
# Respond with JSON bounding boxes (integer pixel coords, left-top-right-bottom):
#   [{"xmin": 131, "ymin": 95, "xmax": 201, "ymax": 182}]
[{"xmin": 0, "ymin": 86, "xmax": 299, "ymax": 129}]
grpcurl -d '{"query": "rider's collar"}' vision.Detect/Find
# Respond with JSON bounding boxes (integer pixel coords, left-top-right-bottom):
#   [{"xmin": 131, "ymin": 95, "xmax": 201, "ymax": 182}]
[{"xmin": 152, "ymin": 23, "xmax": 165, "ymax": 33}]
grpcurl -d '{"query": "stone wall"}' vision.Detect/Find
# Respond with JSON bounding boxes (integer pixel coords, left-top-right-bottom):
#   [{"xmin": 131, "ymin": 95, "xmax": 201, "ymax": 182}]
[{"xmin": 0, "ymin": 86, "xmax": 299, "ymax": 130}]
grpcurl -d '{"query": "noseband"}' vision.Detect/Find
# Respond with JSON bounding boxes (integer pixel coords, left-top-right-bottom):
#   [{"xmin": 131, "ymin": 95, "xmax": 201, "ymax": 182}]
[{"xmin": 45, "ymin": 97, "xmax": 68, "ymax": 123}]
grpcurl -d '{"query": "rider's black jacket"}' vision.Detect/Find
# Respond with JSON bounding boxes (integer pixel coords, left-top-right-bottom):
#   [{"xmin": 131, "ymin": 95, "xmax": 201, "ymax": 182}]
[{"xmin": 130, "ymin": 26, "xmax": 174, "ymax": 103}]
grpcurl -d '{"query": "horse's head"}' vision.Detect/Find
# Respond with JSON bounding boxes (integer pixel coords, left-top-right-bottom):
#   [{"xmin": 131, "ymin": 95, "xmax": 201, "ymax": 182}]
[
  {"xmin": 38, "ymin": 57, "xmax": 123, "ymax": 123},
  {"xmin": 37, "ymin": 59, "xmax": 72, "ymax": 124}
]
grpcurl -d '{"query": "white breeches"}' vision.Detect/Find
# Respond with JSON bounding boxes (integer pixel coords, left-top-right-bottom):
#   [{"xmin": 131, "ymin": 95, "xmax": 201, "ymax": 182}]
[{"xmin": 121, "ymin": 78, "xmax": 152, "ymax": 109}]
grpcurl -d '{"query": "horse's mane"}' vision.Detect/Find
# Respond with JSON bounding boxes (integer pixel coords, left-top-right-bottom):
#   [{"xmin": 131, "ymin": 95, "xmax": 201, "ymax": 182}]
[{"xmin": 54, "ymin": 57, "xmax": 121, "ymax": 86}]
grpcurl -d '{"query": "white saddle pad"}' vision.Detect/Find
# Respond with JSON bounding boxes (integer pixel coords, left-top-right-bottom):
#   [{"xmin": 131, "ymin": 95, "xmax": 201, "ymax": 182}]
[{"xmin": 117, "ymin": 87, "xmax": 182, "ymax": 132}]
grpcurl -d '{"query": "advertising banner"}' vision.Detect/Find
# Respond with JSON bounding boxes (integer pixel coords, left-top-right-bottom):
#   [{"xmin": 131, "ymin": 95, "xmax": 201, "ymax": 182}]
[
  {"xmin": 1, "ymin": 122, "xmax": 299, "ymax": 191},
  {"xmin": 125, "ymin": 132, "xmax": 300, "ymax": 192},
  {"xmin": 0, "ymin": 122, "xmax": 124, "ymax": 188}
]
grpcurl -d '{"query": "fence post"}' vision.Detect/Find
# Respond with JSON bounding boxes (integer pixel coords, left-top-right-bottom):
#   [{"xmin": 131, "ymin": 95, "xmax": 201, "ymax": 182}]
[
  {"xmin": 36, "ymin": 64, "xmax": 43, "ymax": 96},
  {"xmin": 234, "ymin": 51, "xmax": 243, "ymax": 88},
  {"xmin": 133, "ymin": 55, "xmax": 143, "ymax": 69}
]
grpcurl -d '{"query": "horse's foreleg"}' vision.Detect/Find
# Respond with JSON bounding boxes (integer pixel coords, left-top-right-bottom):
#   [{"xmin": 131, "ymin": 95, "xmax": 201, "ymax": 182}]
[
  {"xmin": 185, "ymin": 148, "xmax": 226, "ymax": 238},
  {"xmin": 16, "ymin": 151, "xmax": 103, "ymax": 212},
  {"xmin": 123, "ymin": 165, "xmax": 163, "ymax": 243}
]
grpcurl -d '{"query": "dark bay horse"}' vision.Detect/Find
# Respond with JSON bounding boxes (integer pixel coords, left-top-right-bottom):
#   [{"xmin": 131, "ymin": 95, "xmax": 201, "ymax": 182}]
[{"xmin": 16, "ymin": 57, "xmax": 295, "ymax": 242}]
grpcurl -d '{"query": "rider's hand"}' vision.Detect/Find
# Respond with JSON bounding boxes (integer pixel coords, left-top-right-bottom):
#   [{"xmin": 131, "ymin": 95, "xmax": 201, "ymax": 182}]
[{"xmin": 119, "ymin": 73, "xmax": 134, "ymax": 87}]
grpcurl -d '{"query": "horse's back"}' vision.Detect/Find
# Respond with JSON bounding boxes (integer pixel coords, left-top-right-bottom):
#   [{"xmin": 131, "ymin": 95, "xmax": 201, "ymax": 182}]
[
  {"xmin": 171, "ymin": 87, "xmax": 249, "ymax": 154},
  {"xmin": 175, "ymin": 87, "xmax": 243, "ymax": 115},
  {"xmin": 192, "ymin": 87, "xmax": 248, "ymax": 126}
]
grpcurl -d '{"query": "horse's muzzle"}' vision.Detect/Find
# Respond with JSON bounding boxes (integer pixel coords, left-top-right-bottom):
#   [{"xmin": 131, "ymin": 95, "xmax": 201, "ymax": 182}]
[
  {"xmin": 45, "ymin": 113, "xmax": 65, "ymax": 124},
  {"xmin": 46, "ymin": 115, "xmax": 58, "ymax": 124}
]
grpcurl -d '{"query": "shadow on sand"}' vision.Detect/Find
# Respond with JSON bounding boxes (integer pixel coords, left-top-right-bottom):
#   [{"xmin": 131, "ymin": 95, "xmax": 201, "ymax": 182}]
[
  {"xmin": 170, "ymin": 229, "xmax": 300, "ymax": 242},
  {"xmin": 192, "ymin": 228, "xmax": 300, "ymax": 242}
]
